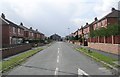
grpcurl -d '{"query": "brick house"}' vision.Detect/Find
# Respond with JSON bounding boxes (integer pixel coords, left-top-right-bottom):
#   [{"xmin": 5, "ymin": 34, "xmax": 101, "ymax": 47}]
[
  {"xmin": 1, "ymin": 13, "xmax": 45, "ymax": 47},
  {"xmin": 34, "ymin": 29, "xmax": 40, "ymax": 39},
  {"xmin": 82, "ymin": 23, "xmax": 90, "ymax": 39},
  {"xmin": 34, "ymin": 29, "xmax": 45, "ymax": 40},
  {"xmin": 19, "ymin": 22, "xmax": 30, "ymax": 41},
  {"xmin": 50, "ymin": 34, "xmax": 61, "ymax": 41},
  {"xmin": 88, "ymin": 8, "xmax": 120, "ymax": 55},
  {"xmin": 93, "ymin": 8, "xmax": 119, "ymax": 30},
  {"xmin": 69, "ymin": 8, "xmax": 120, "ymax": 54},
  {"xmin": 29, "ymin": 27, "xmax": 45, "ymax": 40},
  {"xmin": 39, "ymin": 32, "xmax": 45, "ymax": 40},
  {"xmin": 1, "ymin": 13, "xmax": 24, "ymax": 47},
  {"xmin": 78, "ymin": 28, "xmax": 83, "ymax": 37},
  {"xmin": 19, "ymin": 23, "xmax": 45, "ymax": 41},
  {"xmin": 28, "ymin": 27, "xmax": 35, "ymax": 40},
  {"xmin": 82, "ymin": 8, "xmax": 119, "ymax": 42}
]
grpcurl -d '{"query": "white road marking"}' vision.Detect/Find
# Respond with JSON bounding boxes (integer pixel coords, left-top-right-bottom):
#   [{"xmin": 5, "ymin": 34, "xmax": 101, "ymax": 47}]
[
  {"xmin": 78, "ymin": 68, "xmax": 89, "ymax": 75},
  {"xmin": 57, "ymin": 58, "xmax": 59, "ymax": 63},
  {"xmin": 55, "ymin": 48, "xmax": 60, "ymax": 75},
  {"xmin": 57, "ymin": 48, "xmax": 60, "ymax": 62},
  {"xmin": 57, "ymin": 55, "xmax": 59, "ymax": 60},
  {"xmin": 55, "ymin": 67, "xmax": 59, "ymax": 75}
]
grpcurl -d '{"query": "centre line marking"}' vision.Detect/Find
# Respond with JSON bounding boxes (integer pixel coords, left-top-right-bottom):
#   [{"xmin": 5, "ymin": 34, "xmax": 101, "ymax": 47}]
[
  {"xmin": 55, "ymin": 67, "xmax": 59, "ymax": 75},
  {"xmin": 57, "ymin": 58, "xmax": 59, "ymax": 63},
  {"xmin": 78, "ymin": 68, "xmax": 89, "ymax": 75},
  {"xmin": 57, "ymin": 55, "xmax": 59, "ymax": 63},
  {"xmin": 57, "ymin": 55, "xmax": 59, "ymax": 60}
]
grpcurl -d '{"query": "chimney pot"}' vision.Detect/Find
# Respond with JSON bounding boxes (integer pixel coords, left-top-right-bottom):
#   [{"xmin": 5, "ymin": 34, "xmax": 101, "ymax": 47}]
[
  {"xmin": 30, "ymin": 27, "xmax": 32, "ymax": 29},
  {"xmin": 20, "ymin": 22, "xmax": 23, "ymax": 26},
  {"xmin": 95, "ymin": 17, "xmax": 98, "ymax": 21},
  {"xmin": 112, "ymin": 7, "xmax": 116, "ymax": 11},
  {"xmin": 86, "ymin": 23, "xmax": 88, "ymax": 25},
  {"xmin": 1, "ymin": 13, "xmax": 5, "ymax": 19},
  {"xmin": 36, "ymin": 29, "xmax": 38, "ymax": 31}
]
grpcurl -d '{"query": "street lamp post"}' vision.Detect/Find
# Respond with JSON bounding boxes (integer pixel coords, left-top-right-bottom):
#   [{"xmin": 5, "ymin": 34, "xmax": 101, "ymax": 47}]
[{"xmin": 67, "ymin": 27, "xmax": 70, "ymax": 40}]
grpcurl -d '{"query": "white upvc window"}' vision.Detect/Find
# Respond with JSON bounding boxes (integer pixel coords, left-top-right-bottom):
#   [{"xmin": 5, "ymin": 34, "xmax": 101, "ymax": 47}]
[
  {"xmin": 32, "ymin": 33, "xmax": 34, "ymax": 36},
  {"xmin": 10, "ymin": 37, "xmax": 12, "ymax": 44},
  {"xmin": 18, "ymin": 28, "xmax": 20, "ymax": 34},
  {"xmin": 13, "ymin": 27, "xmax": 16, "ymax": 34}
]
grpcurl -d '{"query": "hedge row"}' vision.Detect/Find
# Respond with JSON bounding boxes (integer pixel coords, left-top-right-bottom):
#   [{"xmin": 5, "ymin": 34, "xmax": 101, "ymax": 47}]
[{"xmin": 90, "ymin": 24, "xmax": 120, "ymax": 38}]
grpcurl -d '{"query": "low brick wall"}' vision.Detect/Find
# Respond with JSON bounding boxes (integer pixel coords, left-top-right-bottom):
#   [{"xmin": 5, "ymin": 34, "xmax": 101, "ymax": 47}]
[
  {"xmin": 88, "ymin": 42, "xmax": 120, "ymax": 55},
  {"xmin": 74, "ymin": 41, "xmax": 81, "ymax": 45},
  {"xmin": 1, "ymin": 44, "xmax": 32, "ymax": 58}
]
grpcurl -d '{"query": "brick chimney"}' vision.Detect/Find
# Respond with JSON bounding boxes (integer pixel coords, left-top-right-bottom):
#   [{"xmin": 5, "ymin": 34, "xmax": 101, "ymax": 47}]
[
  {"xmin": 111, "ymin": 7, "xmax": 116, "ymax": 12},
  {"xmin": 36, "ymin": 29, "xmax": 38, "ymax": 31},
  {"xmin": 1, "ymin": 13, "xmax": 5, "ymax": 19},
  {"xmin": 95, "ymin": 17, "xmax": 98, "ymax": 21},
  {"xmin": 20, "ymin": 22, "xmax": 23, "ymax": 26},
  {"xmin": 86, "ymin": 23, "xmax": 88, "ymax": 25},
  {"xmin": 30, "ymin": 27, "xmax": 32, "ymax": 30}
]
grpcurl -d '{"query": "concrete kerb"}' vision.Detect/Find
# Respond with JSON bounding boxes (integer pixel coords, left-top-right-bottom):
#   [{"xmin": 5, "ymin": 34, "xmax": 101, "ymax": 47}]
[{"xmin": 76, "ymin": 48, "xmax": 119, "ymax": 75}]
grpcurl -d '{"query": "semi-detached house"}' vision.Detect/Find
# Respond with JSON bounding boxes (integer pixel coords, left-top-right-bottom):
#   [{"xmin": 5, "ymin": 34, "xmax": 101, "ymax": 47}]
[
  {"xmin": 69, "ymin": 8, "xmax": 120, "ymax": 54},
  {"xmin": 1, "ymin": 13, "xmax": 24, "ymax": 47},
  {"xmin": 1, "ymin": 13, "xmax": 45, "ymax": 47}
]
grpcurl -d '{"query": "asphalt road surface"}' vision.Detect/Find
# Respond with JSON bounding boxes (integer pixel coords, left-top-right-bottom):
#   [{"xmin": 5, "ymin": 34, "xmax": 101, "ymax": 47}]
[{"xmin": 6, "ymin": 42, "xmax": 112, "ymax": 75}]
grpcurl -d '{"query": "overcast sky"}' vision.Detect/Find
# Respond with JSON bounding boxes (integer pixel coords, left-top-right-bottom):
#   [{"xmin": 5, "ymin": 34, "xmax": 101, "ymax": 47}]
[{"xmin": 0, "ymin": 0, "xmax": 119, "ymax": 37}]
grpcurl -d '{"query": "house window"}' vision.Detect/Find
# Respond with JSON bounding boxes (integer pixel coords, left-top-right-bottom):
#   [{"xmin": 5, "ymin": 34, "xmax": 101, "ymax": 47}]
[
  {"xmin": 18, "ymin": 28, "xmax": 20, "ymax": 34},
  {"xmin": 13, "ymin": 27, "xmax": 16, "ymax": 34},
  {"xmin": 17, "ymin": 38, "xmax": 23, "ymax": 44},
  {"xmin": 32, "ymin": 33, "xmax": 34, "ymax": 36},
  {"xmin": 12, "ymin": 38, "xmax": 17, "ymax": 44},
  {"xmin": 10, "ymin": 37, "xmax": 12, "ymax": 44}
]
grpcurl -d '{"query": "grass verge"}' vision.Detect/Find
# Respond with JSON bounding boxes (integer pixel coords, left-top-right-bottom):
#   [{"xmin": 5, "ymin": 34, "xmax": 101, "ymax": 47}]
[
  {"xmin": 76, "ymin": 47, "xmax": 119, "ymax": 68},
  {"xmin": 1, "ymin": 47, "xmax": 43, "ymax": 73}
]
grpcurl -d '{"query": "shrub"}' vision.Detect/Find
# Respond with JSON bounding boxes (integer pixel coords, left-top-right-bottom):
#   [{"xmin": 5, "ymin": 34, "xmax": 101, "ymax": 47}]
[{"xmin": 90, "ymin": 24, "xmax": 120, "ymax": 38}]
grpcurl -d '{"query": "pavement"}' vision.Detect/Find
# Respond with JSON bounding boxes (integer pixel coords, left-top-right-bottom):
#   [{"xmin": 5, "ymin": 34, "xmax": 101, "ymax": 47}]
[
  {"xmin": 4, "ymin": 42, "xmax": 112, "ymax": 75},
  {"xmin": 66, "ymin": 42, "xmax": 119, "ymax": 60}
]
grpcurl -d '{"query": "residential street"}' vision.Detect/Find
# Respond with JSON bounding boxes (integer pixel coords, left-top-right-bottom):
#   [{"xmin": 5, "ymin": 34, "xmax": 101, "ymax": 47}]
[{"xmin": 6, "ymin": 42, "xmax": 112, "ymax": 75}]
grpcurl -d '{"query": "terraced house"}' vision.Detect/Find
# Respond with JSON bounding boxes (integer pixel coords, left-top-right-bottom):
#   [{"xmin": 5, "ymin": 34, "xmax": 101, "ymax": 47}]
[
  {"xmin": 88, "ymin": 8, "xmax": 120, "ymax": 54},
  {"xmin": 1, "ymin": 13, "xmax": 45, "ymax": 48},
  {"xmin": 69, "ymin": 8, "xmax": 120, "ymax": 55},
  {"xmin": 1, "ymin": 13, "xmax": 24, "ymax": 47}
]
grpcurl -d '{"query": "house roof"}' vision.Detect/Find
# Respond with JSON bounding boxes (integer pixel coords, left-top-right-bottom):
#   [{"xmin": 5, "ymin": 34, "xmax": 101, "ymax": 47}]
[
  {"xmin": 50, "ymin": 34, "xmax": 61, "ymax": 37},
  {"xmin": 19, "ymin": 24, "xmax": 29, "ymax": 31},
  {"xmin": 28, "ymin": 28, "xmax": 44, "ymax": 35},
  {"xmin": 2, "ymin": 17, "xmax": 24, "ymax": 29},
  {"xmin": 96, "ymin": 10, "xmax": 120, "ymax": 23},
  {"xmin": 83, "ymin": 24, "xmax": 90, "ymax": 29},
  {"xmin": 0, "ymin": 17, "xmax": 9, "ymax": 24}
]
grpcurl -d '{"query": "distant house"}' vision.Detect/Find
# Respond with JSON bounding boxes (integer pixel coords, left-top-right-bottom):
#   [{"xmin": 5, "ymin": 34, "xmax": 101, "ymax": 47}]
[
  {"xmin": 28, "ymin": 27, "xmax": 45, "ymax": 40},
  {"xmin": 82, "ymin": 23, "xmax": 90, "ymax": 40},
  {"xmin": 39, "ymin": 32, "xmax": 45, "ymax": 40},
  {"xmin": 50, "ymin": 34, "xmax": 61, "ymax": 41},
  {"xmin": 34, "ymin": 29, "xmax": 45, "ymax": 40},
  {"xmin": 19, "ymin": 22, "xmax": 30, "ymax": 41},
  {"xmin": 1, "ymin": 13, "xmax": 24, "ymax": 46}
]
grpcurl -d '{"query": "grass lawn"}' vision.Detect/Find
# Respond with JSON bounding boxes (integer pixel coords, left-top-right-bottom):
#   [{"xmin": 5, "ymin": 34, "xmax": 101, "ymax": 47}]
[
  {"xmin": 0, "ymin": 62, "xmax": 2, "ymax": 71},
  {"xmin": 76, "ymin": 47, "xmax": 118, "ymax": 66},
  {"xmin": 1, "ymin": 47, "xmax": 43, "ymax": 72}
]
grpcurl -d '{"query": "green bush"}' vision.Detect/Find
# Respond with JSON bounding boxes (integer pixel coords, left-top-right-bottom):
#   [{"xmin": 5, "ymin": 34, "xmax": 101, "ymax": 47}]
[{"xmin": 90, "ymin": 24, "xmax": 120, "ymax": 38}]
